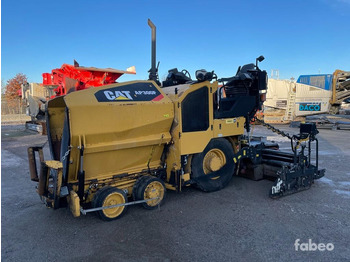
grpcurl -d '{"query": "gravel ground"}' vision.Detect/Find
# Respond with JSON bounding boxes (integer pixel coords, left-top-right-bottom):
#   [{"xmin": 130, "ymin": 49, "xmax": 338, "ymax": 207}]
[{"xmin": 1, "ymin": 124, "xmax": 350, "ymax": 262}]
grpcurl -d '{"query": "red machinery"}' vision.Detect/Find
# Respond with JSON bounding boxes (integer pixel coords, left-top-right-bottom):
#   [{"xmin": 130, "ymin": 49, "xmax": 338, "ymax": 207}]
[
  {"xmin": 42, "ymin": 62, "xmax": 136, "ymax": 97},
  {"xmin": 22, "ymin": 62, "xmax": 136, "ymax": 134}
]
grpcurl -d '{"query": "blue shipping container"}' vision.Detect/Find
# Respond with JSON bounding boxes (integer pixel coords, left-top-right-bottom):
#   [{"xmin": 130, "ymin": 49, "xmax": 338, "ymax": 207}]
[{"xmin": 297, "ymin": 74, "xmax": 333, "ymax": 90}]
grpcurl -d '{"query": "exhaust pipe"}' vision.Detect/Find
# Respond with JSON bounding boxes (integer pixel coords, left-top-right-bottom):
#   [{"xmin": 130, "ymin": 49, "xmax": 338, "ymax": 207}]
[{"xmin": 148, "ymin": 19, "xmax": 160, "ymax": 85}]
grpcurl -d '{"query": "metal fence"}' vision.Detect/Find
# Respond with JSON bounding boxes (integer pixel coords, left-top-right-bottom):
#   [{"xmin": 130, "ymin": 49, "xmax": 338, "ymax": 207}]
[
  {"xmin": 1, "ymin": 97, "xmax": 30, "ymax": 123},
  {"xmin": 1, "ymin": 98, "xmax": 26, "ymax": 115}
]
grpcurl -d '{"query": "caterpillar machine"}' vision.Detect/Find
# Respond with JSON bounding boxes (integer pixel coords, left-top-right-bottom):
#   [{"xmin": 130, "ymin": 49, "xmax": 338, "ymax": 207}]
[{"xmin": 28, "ymin": 20, "xmax": 325, "ymax": 221}]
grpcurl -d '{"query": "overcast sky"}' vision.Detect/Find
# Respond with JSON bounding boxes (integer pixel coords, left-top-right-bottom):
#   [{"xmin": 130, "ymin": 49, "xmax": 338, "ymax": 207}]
[{"xmin": 1, "ymin": 0, "xmax": 350, "ymax": 84}]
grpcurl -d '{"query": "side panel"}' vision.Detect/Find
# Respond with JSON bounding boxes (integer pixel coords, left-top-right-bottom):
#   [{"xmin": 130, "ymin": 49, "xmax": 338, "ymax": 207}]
[
  {"xmin": 180, "ymin": 84, "xmax": 214, "ymax": 155},
  {"xmin": 47, "ymin": 96, "xmax": 66, "ymax": 160},
  {"xmin": 294, "ymin": 83, "xmax": 331, "ymax": 116},
  {"xmin": 213, "ymin": 118, "xmax": 245, "ymax": 138},
  {"xmin": 180, "ymin": 131, "xmax": 213, "ymax": 155},
  {"xmin": 165, "ymin": 81, "xmax": 246, "ymax": 190},
  {"xmin": 297, "ymin": 74, "xmax": 333, "ymax": 90},
  {"xmin": 175, "ymin": 82, "xmax": 246, "ymax": 156},
  {"xmin": 63, "ymin": 81, "xmax": 174, "ymax": 182}
]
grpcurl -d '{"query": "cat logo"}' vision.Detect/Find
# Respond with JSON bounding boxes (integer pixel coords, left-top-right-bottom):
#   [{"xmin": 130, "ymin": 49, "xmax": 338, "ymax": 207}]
[
  {"xmin": 95, "ymin": 82, "xmax": 162, "ymax": 102},
  {"xmin": 104, "ymin": 90, "xmax": 133, "ymax": 101}
]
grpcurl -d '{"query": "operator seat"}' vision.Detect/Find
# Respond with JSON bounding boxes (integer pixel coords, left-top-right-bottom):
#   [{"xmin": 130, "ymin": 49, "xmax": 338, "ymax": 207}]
[{"xmin": 215, "ymin": 63, "xmax": 257, "ymax": 119}]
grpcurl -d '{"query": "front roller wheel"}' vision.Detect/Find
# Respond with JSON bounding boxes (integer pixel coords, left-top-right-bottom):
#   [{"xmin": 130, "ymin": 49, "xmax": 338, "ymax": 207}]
[
  {"xmin": 191, "ymin": 138, "xmax": 235, "ymax": 192},
  {"xmin": 133, "ymin": 176, "xmax": 166, "ymax": 210},
  {"xmin": 92, "ymin": 187, "xmax": 128, "ymax": 221}
]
